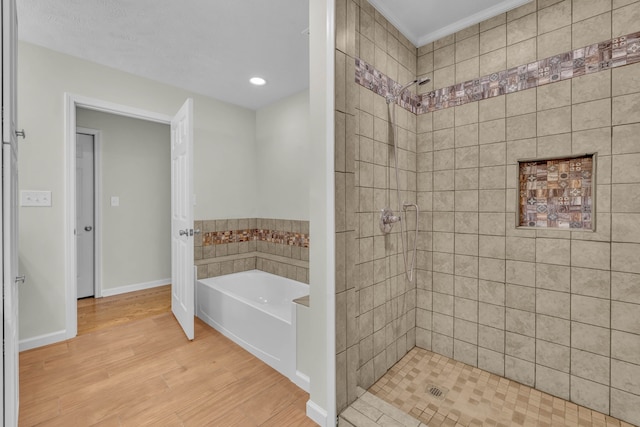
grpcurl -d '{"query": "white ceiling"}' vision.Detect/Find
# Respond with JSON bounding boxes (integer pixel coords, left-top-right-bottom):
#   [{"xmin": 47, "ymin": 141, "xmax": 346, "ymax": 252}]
[
  {"xmin": 17, "ymin": 0, "xmax": 531, "ymax": 110},
  {"xmin": 368, "ymin": 0, "xmax": 531, "ymax": 47}
]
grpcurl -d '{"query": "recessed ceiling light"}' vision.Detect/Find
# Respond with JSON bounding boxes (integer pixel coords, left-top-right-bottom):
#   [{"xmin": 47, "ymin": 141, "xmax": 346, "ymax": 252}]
[{"xmin": 250, "ymin": 77, "xmax": 266, "ymax": 86}]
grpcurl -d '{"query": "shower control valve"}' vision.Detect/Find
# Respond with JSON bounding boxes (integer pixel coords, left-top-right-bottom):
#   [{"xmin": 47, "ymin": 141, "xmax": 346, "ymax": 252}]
[{"xmin": 379, "ymin": 208, "xmax": 401, "ymax": 234}]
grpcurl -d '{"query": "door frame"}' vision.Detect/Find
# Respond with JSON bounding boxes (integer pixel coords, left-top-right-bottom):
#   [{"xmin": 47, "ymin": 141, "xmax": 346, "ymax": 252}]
[
  {"xmin": 75, "ymin": 127, "xmax": 102, "ymax": 298},
  {"xmin": 64, "ymin": 93, "xmax": 172, "ymax": 339}
]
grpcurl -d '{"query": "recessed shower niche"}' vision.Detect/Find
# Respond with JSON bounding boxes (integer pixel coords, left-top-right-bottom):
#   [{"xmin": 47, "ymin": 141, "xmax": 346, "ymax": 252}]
[{"xmin": 518, "ymin": 155, "xmax": 595, "ymax": 230}]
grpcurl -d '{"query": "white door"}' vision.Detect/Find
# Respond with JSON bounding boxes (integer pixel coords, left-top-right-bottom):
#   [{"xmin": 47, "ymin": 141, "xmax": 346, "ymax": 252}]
[
  {"xmin": 171, "ymin": 99, "xmax": 194, "ymax": 340},
  {"xmin": 2, "ymin": 0, "xmax": 20, "ymax": 424},
  {"xmin": 76, "ymin": 133, "xmax": 95, "ymax": 298}
]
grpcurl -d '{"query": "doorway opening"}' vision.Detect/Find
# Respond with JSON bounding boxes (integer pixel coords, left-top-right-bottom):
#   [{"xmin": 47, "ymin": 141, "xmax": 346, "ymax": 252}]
[{"xmin": 64, "ymin": 94, "xmax": 194, "ymax": 341}]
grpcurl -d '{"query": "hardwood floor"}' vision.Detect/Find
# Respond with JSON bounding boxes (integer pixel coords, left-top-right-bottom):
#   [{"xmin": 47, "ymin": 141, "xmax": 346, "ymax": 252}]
[
  {"xmin": 20, "ymin": 288, "xmax": 315, "ymax": 426},
  {"xmin": 77, "ymin": 285, "xmax": 172, "ymax": 335}
]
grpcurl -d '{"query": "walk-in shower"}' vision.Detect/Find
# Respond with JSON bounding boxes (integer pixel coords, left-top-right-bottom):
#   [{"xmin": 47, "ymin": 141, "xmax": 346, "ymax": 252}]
[{"xmin": 379, "ymin": 77, "xmax": 430, "ymax": 283}]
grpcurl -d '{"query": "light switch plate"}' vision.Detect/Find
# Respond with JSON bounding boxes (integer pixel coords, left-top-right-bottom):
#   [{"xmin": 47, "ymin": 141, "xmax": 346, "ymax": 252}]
[
  {"xmin": 21, "ymin": 190, "xmax": 52, "ymax": 207},
  {"xmin": 111, "ymin": 196, "xmax": 120, "ymax": 207}
]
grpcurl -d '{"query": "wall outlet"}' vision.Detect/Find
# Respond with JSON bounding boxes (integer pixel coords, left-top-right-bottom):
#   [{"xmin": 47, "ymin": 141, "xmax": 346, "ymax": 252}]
[
  {"xmin": 111, "ymin": 196, "xmax": 120, "ymax": 207},
  {"xmin": 21, "ymin": 190, "xmax": 52, "ymax": 207}
]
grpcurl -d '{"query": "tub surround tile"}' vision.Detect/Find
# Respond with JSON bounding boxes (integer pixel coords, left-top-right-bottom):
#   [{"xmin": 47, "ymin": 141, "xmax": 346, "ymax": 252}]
[{"xmin": 354, "ymin": 30, "xmax": 640, "ymax": 115}]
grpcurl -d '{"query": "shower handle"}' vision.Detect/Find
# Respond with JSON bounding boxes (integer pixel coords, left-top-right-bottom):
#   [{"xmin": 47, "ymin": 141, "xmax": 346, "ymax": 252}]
[{"xmin": 380, "ymin": 208, "xmax": 401, "ymax": 233}]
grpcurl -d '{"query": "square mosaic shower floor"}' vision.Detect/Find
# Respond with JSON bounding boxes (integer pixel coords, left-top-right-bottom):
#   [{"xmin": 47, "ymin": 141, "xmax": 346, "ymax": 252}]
[{"xmin": 368, "ymin": 348, "xmax": 634, "ymax": 427}]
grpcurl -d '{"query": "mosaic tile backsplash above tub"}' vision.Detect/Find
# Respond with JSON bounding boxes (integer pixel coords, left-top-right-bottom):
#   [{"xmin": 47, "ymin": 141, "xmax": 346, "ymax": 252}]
[
  {"xmin": 355, "ymin": 30, "xmax": 640, "ymax": 114},
  {"xmin": 519, "ymin": 156, "xmax": 594, "ymax": 229}
]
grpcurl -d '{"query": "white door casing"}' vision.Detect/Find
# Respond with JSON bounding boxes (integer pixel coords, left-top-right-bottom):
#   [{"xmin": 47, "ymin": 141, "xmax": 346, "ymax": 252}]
[
  {"xmin": 2, "ymin": 0, "xmax": 20, "ymax": 424},
  {"xmin": 170, "ymin": 98, "xmax": 194, "ymax": 340},
  {"xmin": 76, "ymin": 133, "xmax": 95, "ymax": 298}
]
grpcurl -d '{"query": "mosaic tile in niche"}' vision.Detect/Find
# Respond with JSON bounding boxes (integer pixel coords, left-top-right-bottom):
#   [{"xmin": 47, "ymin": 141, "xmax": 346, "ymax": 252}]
[{"xmin": 518, "ymin": 156, "xmax": 594, "ymax": 230}]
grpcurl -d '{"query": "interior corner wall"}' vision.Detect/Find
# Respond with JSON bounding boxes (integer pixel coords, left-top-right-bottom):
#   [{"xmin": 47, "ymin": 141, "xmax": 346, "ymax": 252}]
[
  {"xmin": 76, "ymin": 108, "xmax": 171, "ymax": 292},
  {"xmin": 18, "ymin": 41, "xmax": 257, "ymax": 340},
  {"xmin": 255, "ymin": 90, "xmax": 310, "ymax": 221},
  {"xmin": 413, "ymin": 1, "xmax": 640, "ymax": 425}
]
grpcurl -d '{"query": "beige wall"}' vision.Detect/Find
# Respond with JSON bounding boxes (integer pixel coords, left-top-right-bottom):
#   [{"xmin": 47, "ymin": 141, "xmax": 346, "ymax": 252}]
[
  {"xmin": 336, "ymin": 0, "xmax": 640, "ymax": 425},
  {"xmin": 335, "ymin": 0, "xmax": 423, "ymax": 413},
  {"xmin": 76, "ymin": 109, "xmax": 171, "ymax": 291},
  {"xmin": 256, "ymin": 90, "xmax": 310, "ymax": 221},
  {"xmin": 18, "ymin": 42, "xmax": 257, "ymax": 339}
]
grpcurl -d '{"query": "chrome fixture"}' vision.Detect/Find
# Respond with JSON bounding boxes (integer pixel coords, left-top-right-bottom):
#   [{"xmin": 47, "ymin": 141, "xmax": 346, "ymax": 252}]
[
  {"xmin": 385, "ymin": 77, "xmax": 430, "ymax": 105},
  {"xmin": 381, "ymin": 77, "xmax": 430, "ymax": 282},
  {"xmin": 379, "ymin": 208, "xmax": 401, "ymax": 233}
]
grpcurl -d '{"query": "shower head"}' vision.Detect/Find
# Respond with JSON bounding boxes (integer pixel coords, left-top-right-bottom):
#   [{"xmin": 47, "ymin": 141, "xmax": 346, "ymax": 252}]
[{"xmin": 387, "ymin": 77, "xmax": 431, "ymax": 104}]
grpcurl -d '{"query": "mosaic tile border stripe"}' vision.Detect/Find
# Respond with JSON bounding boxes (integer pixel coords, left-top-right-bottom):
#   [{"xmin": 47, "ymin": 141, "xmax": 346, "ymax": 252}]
[
  {"xmin": 355, "ymin": 30, "xmax": 640, "ymax": 114},
  {"xmin": 202, "ymin": 229, "xmax": 309, "ymax": 248},
  {"xmin": 519, "ymin": 155, "xmax": 594, "ymax": 229}
]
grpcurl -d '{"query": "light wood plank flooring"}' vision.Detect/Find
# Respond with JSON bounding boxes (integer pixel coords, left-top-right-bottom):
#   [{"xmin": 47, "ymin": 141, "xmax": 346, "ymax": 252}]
[
  {"xmin": 77, "ymin": 285, "xmax": 172, "ymax": 335},
  {"xmin": 20, "ymin": 289, "xmax": 315, "ymax": 426}
]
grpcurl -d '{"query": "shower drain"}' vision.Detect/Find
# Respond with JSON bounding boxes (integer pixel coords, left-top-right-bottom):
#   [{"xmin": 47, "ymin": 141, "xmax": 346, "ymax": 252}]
[{"xmin": 425, "ymin": 384, "xmax": 448, "ymax": 400}]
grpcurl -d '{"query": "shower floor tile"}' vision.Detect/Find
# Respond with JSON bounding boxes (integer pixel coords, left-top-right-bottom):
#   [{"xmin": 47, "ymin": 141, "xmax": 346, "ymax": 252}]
[{"xmin": 362, "ymin": 347, "xmax": 635, "ymax": 427}]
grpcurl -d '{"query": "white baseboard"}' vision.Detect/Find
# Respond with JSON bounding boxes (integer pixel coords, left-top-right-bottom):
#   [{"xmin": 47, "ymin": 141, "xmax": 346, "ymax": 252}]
[
  {"xmin": 101, "ymin": 278, "xmax": 170, "ymax": 297},
  {"xmin": 306, "ymin": 400, "xmax": 328, "ymax": 426},
  {"xmin": 293, "ymin": 370, "xmax": 310, "ymax": 393},
  {"xmin": 19, "ymin": 329, "xmax": 67, "ymax": 352}
]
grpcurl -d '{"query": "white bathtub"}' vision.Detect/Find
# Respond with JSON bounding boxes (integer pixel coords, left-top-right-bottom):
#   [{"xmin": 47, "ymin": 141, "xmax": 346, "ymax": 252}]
[{"xmin": 196, "ymin": 270, "xmax": 309, "ymax": 389}]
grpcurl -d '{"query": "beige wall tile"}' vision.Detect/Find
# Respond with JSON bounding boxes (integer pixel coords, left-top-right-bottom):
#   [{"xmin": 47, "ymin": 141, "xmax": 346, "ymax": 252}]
[
  {"xmin": 538, "ymin": 0, "xmax": 572, "ymax": 34},
  {"xmin": 455, "ymin": 124, "xmax": 480, "ymax": 148},
  {"xmin": 478, "ymin": 348, "xmax": 505, "ymax": 376},
  {"xmin": 572, "ymin": 322, "xmax": 610, "ymax": 356},
  {"xmin": 539, "ymin": 314, "xmax": 573, "ymax": 346},
  {"xmin": 612, "ymin": 243, "xmax": 640, "ymax": 274},
  {"xmin": 455, "ymin": 35, "xmax": 479, "ymax": 63},
  {"xmin": 613, "ymin": 123, "xmax": 640, "ymax": 155},
  {"xmin": 479, "ymin": 96, "xmax": 507, "ymax": 122},
  {"xmin": 479, "ymin": 302, "xmax": 505, "ymax": 328},
  {"xmin": 455, "ymin": 102, "xmax": 479, "ymax": 126},
  {"xmin": 507, "ymin": 38, "xmax": 538, "ymax": 68},
  {"xmin": 454, "ymin": 339, "xmax": 478, "ymax": 366},
  {"xmin": 570, "ymin": 240, "xmax": 611, "ymax": 270},
  {"xmin": 612, "ymin": 359, "xmax": 640, "ymax": 395},
  {"xmin": 612, "ymin": 213, "xmax": 640, "ymax": 243},
  {"xmin": 433, "ymin": 44, "xmax": 455, "ymax": 70},
  {"xmin": 537, "ymin": 289, "xmax": 570, "ymax": 319},
  {"xmin": 506, "ymin": 138, "xmax": 537, "ymax": 164},
  {"xmin": 479, "ymin": 257, "xmax": 506, "ymax": 282},
  {"xmin": 572, "ymin": 127, "xmax": 611, "ymax": 155},
  {"xmin": 571, "ymin": 267, "xmax": 610, "ymax": 298},
  {"xmin": 506, "ymin": 332, "xmax": 535, "ymax": 361},
  {"xmin": 572, "ymin": 12, "xmax": 612, "ymax": 49},
  {"xmin": 537, "ymin": 25, "xmax": 572, "ymax": 59},
  {"xmin": 480, "ymin": 25, "xmax": 507, "ymax": 54},
  {"xmin": 506, "ymin": 284, "xmax": 536, "ymax": 311},
  {"xmin": 572, "ymin": 347, "xmax": 610, "ymax": 385},
  {"xmin": 455, "ymin": 57, "xmax": 480, "ymax": 84},
  {"xmin": 613, "ymin": 1, "xmax": 640, "ymax": 37},
  {"xmin": 536, "ymin": 238, "xmax": 571, "ymax": 265},
  {"xmin": 506, "ymin": 113, "xmax": 537, "ymax": 140},
  {"xmin": 537, "ymin": 366, "xmax": 570, "ymax": 400},
  {"xmin": 572, "ymin": 70, "xmax": 612, "ymax": 104},
  {"xmin": 507, "ymin": 89, "xmax": 537, "ymax": 117},
  {"xmin": 613, "ymin": 154, "xmax": 640, "ymax": 184},
  {"xmin": 613, "ymin": 93, "xmax": 640, "ymax": 126},
  {"xmin": 613, "ymin": 62, "xmax": 640, "ymax": 97},
  {"xmin": 455, "ymin": 298, "xmax": 479, "ymax": 323},
  {"xmin": 479, "ymin": 166, "xmax": 506, "ymax": 190},
  {"xmin": 573, "ymin": 0, "xmax": 612, "ymax": 23},
  {"xmin": 537, "ymin": 106, "xmax": 572, "ymax": 136},
  {"xmin": 537, "ymin": 133, "xmax": 572, "ymax": 158},
  {"xmin": 480, "ymin": 48, "xmax": 507, "ymax": 76},
  {"xmin": 536, "ymin": 339, "xmax": 570, "ymax": 372},
  {"xmin": 611, "ymin": 388, "xmax": 640, "ymax": 427},
  {"xmin": 479, "ymin": 189, "xmax": 506, "ymax": 212},
  {"xmin": 456, "ymin": 147, "xmax": 479, "ymax": 169},
  {"xmin": 573, "ymin": 98, "xmax": 612, "ymax": 131},
  {"xmin": 612, "ymin": 301, "xmax": 640, "ymax": 334},
  {"xmin": 506, "ymin": 308, "xmax": 536, "ymax": 336},
  {"xmin": 505, "ymin": 355, "xmax": 535, "ymax": 386},
  {"xmin": 479, "ymin": 119, "xmax": 506, "ymax": 145},
  {"xmin": 455, "ymin": 233, "xmax": 478, "ymax": 255},
  {"xmin": 572, "ymin": 294, "xmax": 611, "ymax": 327},
  {"xmin": 571, "ymin": 375, "xmax": 610, "ymax": 414},
  {"xmin": 507, "ymin": 13, "xmax": 538, "ymax": 44},
  {"xmin": 455, "ymin": 168, "xmax": 478, "ymax": 190},
  {"xmin": 612, "ymin": 272, "xmax": 640, "ymax": 304}
]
